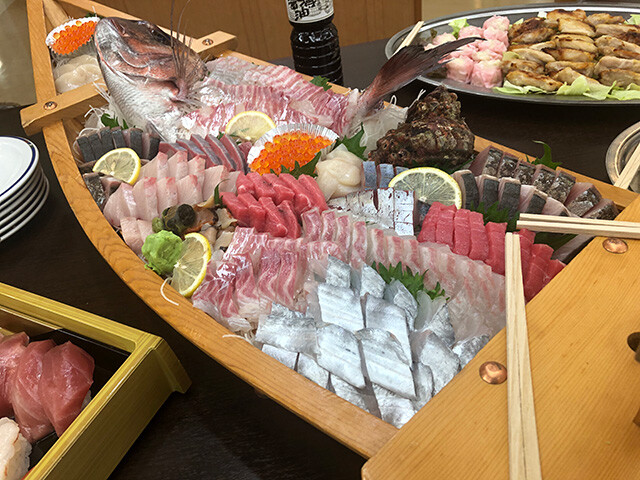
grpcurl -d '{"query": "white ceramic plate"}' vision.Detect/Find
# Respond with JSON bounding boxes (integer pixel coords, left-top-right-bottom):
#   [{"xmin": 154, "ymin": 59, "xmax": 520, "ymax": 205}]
[
  {"xmin": 0, "ymin": 137, "xmax": 39, "ymax": 203},
  {"xmin": 0, "ymin": 167, "xmax": 43, "ymax": 217},
  {"xmin": 0, "ymin": 172, "xmax": 46, "ymax": 230},
  {"xmin": 0, "ymin": 176, "xmax": 49, "ymax": 241}
]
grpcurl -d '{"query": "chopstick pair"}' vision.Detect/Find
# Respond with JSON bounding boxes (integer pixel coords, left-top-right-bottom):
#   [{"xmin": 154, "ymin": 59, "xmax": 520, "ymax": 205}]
[
  {"xmin": 614, "ymin": 142, "xmax": 640, "ymax": 190},
  {"xmin": 393, "ymin": 20, "xmax": 425, "ymax": 55},
  {"xmin": 505, "ymin": 233, "xmax": 543, "ymax": 480},
  {"xmin": 516, "ymin": 213, "xmax": 640, "ymax": 239}
]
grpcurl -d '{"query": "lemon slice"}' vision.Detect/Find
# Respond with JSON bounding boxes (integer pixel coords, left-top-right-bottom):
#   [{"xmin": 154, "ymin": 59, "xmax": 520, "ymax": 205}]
[
  {"xmin": 92, "ymin": 148, "xmax": 141, "ymax": 184},
  {"xmin": 389, "ymin": 167, "xmax": 462, "ymax": 208},
  {"xmin": 170, "ymin": 233, "xmax": 212, "ymax": 297},
  {"xmin": 225, "ymin": 111, "xmax": 276, "ymax": 142}
]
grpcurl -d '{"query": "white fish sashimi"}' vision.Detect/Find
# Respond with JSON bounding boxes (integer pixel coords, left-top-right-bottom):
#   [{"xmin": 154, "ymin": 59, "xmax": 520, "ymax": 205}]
[
  {"xmin": 255, "ymin": 310, "xmax": 317, "ymax": 355},
  {"xmin": 372, "ymin": 384, "xmax": 416, "ymax": 429},
  {"xmin": 452, "ymin": 335, "xmax": 490, "ymax": 369},
  {"xmin": 296, "ymin": 354, "xmax": 330, "ymax": 388},
  {"xmin": 316, "ymin": 324, "xmax": 366, "ymax": 389},
  {"xmin": 352, "ymin": 264, "xmax": 386, "ymax": 299},
  {"xmin": 0, "ymin": 417, "xmax": 31, "ymax": 480},
  {"xmin": 412, "ymin": 363, "xmax": 434, "ymax": 411},
  {"xmin": 262, "ymin": 344, "xmax": 299, "ymax": 370},
  {"xmin": 316, "ymin": 283, "xmax": 364, "ymax": 332},
  {"xmin": 324, "ymin": 256, "xmax": 351, "ymax": 288},
  {"xmin": 410, "ymin": 329, "xmax": 460, "ymax": 395},
  {"xmin": 330, "ymin": 374, "xmax": 379, "ymax": 416},
  {"xmin": 364, "ymin": 296, "xmax": 411, "ymax": 363},
  {"xmin": 384, "ymin": 280, "xmax": 418, "ymax": 323}
]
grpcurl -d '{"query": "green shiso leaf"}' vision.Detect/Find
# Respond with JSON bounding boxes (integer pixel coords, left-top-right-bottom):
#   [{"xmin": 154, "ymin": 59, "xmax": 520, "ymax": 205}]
[
  {"xmin": 534, "ymin": 231, "xmax": 576, "ymax": 250},
  {"xmin": 334, "ymin": 126, "xmax": 366, "ymax": 160},
  {"xmin": 532, "ymin": 140, "xmax": 562, "ymax": 170},
  {"xmin": 213, "ymin": 184, "xmax": 223, "ymax": 208},
  {"xmin": 310, "ymin": 75, "xmax": 331, "ymax": 91},
  {"xmin": 371, "ymin": 262, "xmax": 446, "ymax": 300},
  {"xmin": 470, "ymin": 201, "xmax": 519, "ymax": 232},
  {"xmin": 100, "ymin": 113, "xmax": 129, "ymax": 129},
  {"xmin": 276, "ymin": 151, "xmax": 321, "ymax": 179},
  {"xmin": 448, "ymin": 18, "xmax": 470, "ymax": 38}
]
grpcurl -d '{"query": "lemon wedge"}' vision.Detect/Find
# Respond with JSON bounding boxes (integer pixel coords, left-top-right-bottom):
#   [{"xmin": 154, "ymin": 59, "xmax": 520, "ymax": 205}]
[
  {"xmin": 389, "ymin": 167, "xmax": 462, "ymax": 208},
  {"xmin": 225, "ymin": 111, "xmax": 276, "ymax": 142},
  {"xmin": 170, "ymin": 233, "xmax": 212, "ymax": 297},
  {"xmin": 92, "ymin": 147, "xmax": 141, "ymax": 184}
]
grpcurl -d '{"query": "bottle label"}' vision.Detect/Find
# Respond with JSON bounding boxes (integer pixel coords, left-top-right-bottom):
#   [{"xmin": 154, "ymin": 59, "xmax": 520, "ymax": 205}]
[{"xmin": 286, "ymin": 0, "xmax": 333, "ymax": 24}]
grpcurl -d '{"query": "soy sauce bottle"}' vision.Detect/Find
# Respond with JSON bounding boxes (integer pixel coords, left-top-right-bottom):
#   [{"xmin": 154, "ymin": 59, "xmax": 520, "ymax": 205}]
[{"xmin": 286, "ymin": 0, "xmax": 344, "ymax": 85}]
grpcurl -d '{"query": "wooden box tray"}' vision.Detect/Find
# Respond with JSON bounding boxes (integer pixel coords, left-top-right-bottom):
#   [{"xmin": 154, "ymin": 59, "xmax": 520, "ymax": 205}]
[
  {"xmin": 20, "ymin": 0, "xmax": 640, "ymax": 473},
  {"xmin": 0, "ymin": 282, "xmax": 190, "ymax": 479}
]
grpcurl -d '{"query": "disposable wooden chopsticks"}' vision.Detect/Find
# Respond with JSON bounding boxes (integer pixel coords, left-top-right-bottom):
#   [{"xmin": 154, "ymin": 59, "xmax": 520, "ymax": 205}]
[
  {"xmin": 517, "ymin": 213, "xmax": 640, "ymax": 239},
  {"xmin": 394, "ymin": 20, "xmax": 425, "ymax": 55},
  {"xmin": 505, "ymin": 233, "xmax": 542, "ymax": 480},
  {"xmin": 614, "ymin": 141, "xmax": 640, "ymax": 190}
]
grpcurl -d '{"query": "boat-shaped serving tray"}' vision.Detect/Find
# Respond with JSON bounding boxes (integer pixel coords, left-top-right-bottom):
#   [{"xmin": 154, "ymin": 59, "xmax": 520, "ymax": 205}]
[
  {"xmin": 22, "ymin": 0, "xmax": 640, "ymax": 474},
  {"xmin": 0, "ymin": 282, "xmax": 189, "ymax": 479}
]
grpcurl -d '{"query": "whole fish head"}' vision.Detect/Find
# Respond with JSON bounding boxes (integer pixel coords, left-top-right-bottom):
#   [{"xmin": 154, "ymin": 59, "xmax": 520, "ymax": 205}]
[{"xmin": 94, "ymin": 17, "xmax": 206, "ymax": 139}]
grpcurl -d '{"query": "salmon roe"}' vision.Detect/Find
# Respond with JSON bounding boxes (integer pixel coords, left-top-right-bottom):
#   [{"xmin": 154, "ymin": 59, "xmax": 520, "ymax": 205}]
[
  {"xmin": 51, "ymin": 20, "xmax": 97, "ymax": 55},
  {"xmin": 251, "ymin": 132, "xmax": 332, "ymax": 175}
]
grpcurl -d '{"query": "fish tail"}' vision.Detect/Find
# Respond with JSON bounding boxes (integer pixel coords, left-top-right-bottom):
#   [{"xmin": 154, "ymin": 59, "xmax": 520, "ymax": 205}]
[{"xmin": 358, "ymin": 37, "xmax": 480, "ymax": 113}]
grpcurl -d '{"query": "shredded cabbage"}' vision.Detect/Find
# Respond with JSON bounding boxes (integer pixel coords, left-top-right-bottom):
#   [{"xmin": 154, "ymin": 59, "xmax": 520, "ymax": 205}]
[
  {"xmin": 494, "ymin": 78, "xmax": 640, "ymax": 101},
  {"xmin": 448, "ymin": 18, "xmax": 470, "ymax": 38}
]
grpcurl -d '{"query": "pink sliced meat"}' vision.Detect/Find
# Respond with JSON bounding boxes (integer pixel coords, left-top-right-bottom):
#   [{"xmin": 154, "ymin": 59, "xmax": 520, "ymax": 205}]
[
  {"xmin": 176, "ymin": 174, "xmax": 201, "ymax": 205},
  {"xmin": 230, "ymin": 254, "xmax": 259, "ymax": 307},
  {"xmin": 278, "ymin": 200, "xmax": 301, "ymax": 238},
  {"xmin": 524, "ymin": 243, "xmax": 553, "ymax": 301},
  {"xmin": 205, "ymin": 263, "xmax": 240, "ymax": 319},
  {"xmin": 367, "ymin": 228, "xmax": 389, "ymax": 265},
  {"xmin": 301, "ymin": 208, "xmax": 322, "ymax": 241},
  {"xmin": 220, "ymin": 135, "xmax": 246, "ymax": 173},
  {"xmin": 103, "ymin": 183, "xmax": 137, "ymax": 228},
  {"xmin": 435, "ymin": 208, "xmax": 455, "ymax": 250},
  {"xmin": 120, "ymin": 217, "xmax": 144, "ymax": 255},
  {"xmin": 188, "ymin": 156, "xmax": 206, "ymax": 192},
  {"xmin": 485, "ymin": 222, "xmax": 507, "ymax": 275},
  {"xmin": 258, "ymin": 197, "xmax": 288, "ymax": 237},
  {"xmin": 545, "ymin": 259, "xmax": 565, "ymax": 282},
  {"xmin": 297, "ymin": 175, "xmax": 328, "ymax": 212},
  {"xmin": 304, "ymin": 241, "xmax": 344, "ymax": 263},
  {"xmin": 418, "ymin": 202, "xmax": 446, "ymax": 243},
  {"xmin": 320, "ymin": 209, "xmax": 337, "ymax": 242},
  {"xmin": 277, "ymin": 250, "xmax": 301, "ymax": 308},
  {"xmin": 39, "ymin": 342, "xmax": 94, "ymax": 437},
  {"xmin": 0, "ymin": 332, "xmax": 28, "ymax": 418},
  {"xmin": 222, "ymin": 192, "xmax": 251, "ymax": 226},
  {"xmin": 132, "ymin": 176, "xmax": 158, "ymax": 221},
  {"xmin": 518, "ymin": 228, "xmax": 536, "ymax": 244},
  {"xmin": 279, "ymin": 174, "xmax": 314, "ymax": 215},
  {"xmin": 350, "ymin": 221, "xmax": 368, "ymax": 269},
  {"xmin": 263, "ymin": 174, "xmax": 295, "ymax": 205},
  {"xmin": 202, "ymin": 166, "xmax": 228, "ymax": 201},
  {"xmin": 191, "ymin": 134, "xmax": 222, "ymax": 168},
  {"xmin": 238, "ymin": 193, "xmax": 267, "ymax": 232},
  {"xmin": 247, "ymin": 172, "xmax": 276, "ymax": 200},
  {"xmin": 386, "ymin": 235, "xmax": 405, "ymax": 267},
  {"xmin": 206, "ymin": 135, "xmax": 236, "ymax": 170},
  {"xmin": 157, "ymin": 177, "xmax": 178, "ymax": 213},
  {"xmin": 220, "ymin": 170, "xmax": 241, "ymax": 193},
  {"xmin": 257, "ymin": 249, "xmax": 282, "ymax": 302},
  {"xmin": 11, "ymin": 340, "xmax": 55, "ymax": 443},
  {"xmin": 453, "ymin": 208, "xmax": 471, "ymax": 256},
  {"xmin": 167, "ymin": 151, "xmax": 189, "ymax": 179},
  {"xmin": 401, "ymin": 238, "xmax": 421, "ymax": 274},
  {"xmin": 334, "ymin": 214, "xmax": 352, "ymax": 257},
  {"xmin": 236, "ymin": 173, "xmax": 254, "ymax": 196},
  {"xmin": 468, "ymin": 211, "xmax": 489, "ymax": 261}
]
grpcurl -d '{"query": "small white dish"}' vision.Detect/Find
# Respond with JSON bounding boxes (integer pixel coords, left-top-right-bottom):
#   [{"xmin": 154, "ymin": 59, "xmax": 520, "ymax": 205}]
[
  {"xmin": 0, "ymin": 137, "xmax": 39, "ymax": 204},
  {"xmin": 0, "ymin": 176, "xmax": 49, "ymax": 241},
  {"xmin": 0, "ymin": 173, "xmax": 46, "ymax": 230},
  {"xmin": 0, "ymin": 167, "xmax": 43, "ymax": 217}
]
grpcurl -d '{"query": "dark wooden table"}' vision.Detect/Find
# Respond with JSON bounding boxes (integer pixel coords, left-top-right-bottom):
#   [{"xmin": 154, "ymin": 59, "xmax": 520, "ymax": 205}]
[{"xmin": 1, "ymin": 38, "xmax": 639, "ymax": 479}]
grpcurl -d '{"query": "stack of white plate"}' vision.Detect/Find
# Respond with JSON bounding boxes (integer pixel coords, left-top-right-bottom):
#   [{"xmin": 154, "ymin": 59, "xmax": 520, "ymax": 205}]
[{"xmin": 0, "ymin": 137, "xmax": 50, "ymax": 242}]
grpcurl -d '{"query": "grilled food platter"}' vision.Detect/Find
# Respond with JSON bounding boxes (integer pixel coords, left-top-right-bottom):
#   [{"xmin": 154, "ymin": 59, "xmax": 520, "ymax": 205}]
[
  {"xmin": 21, "ymin": 0, "xmax": 640, "ymax": 476},
  {"xmin": 385, "ymin": 2, "xmax": 640, "ymax": 105}
]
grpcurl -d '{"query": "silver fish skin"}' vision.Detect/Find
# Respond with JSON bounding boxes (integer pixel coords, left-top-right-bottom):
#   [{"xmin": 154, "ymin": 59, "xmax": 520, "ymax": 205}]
[
  {"xmin": 393, "ymin": 189, "xmax": 416, "ymax": 236},
  {"xmin": 375, "ymin": 189, "xmax": 395, "ymax": 229},
  {"xmin": 411, "ymin": 329, "xmax": 460, "ymax": 395},
  {"xmin": 255, "ymin": 310, "xmax": 317, "ymax": 355},
  {"xmin": 420, "ymin": 303, "xmax": 455, "ymax": 348},
  {"xmin": 297, "ymin": 354, "xmax": 330, "ymax": 389},
  {"xmin": 357, "ymin": 328, "xmax": 416, "ymax": 399},
  {"xmin": 372, "ymin": 384, "xmax": 416, "ymax": 429},
  {"xmin": 414, "ymin": 291, "xmax": 447, "ymax": 331},
  {"xmin": 262, "ymin": 344, "xmax": 299, "ymax": 370},
  {"xmin": 316, "ymin": 324, "xmax": 366, "ymax": 389},
  {"xmin": 384, "ymin": 280, "xmax": 418, "ymax": 322},
  {"xmin": 452, "ymin": 335, "xmax": 490, "ymax": 369},
  {"xmin": 94, "ymin": 17, "xmax": 206, "ymax": 141},
  {"xmin": 353, "ymin": 265, "xmax": 387, "ymax": 299},
  {"xmin": 325, "ymin": 256, "xmax": 351, "ymax": 288},
  {"xmin": 317, "ymin": 283, "xmax": 364, "ymax": 332},
  {"xmin": 412, "ymin": 363, "xmax": 434, "ymax": 411},
  {"xmin": 364, "ymin": 296, "xmax": 411, "ymax": 363},
  {"xmin": 330, "ymin": 375, "xmax": 379, "ymax": 416}
]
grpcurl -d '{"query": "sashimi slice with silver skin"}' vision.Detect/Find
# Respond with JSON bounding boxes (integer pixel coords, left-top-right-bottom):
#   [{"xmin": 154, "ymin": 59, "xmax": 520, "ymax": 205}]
[
  {"xmin": 316, "ymin": 324, "xmax": 366, "ymax": 389},
  {"xmin": 375, "ymin": 189, "xmax": 395, "ymax": 229},
  {"xmin": 325, "ymin": 256, "xmax": 351, "ymax": 288},
  {"xmin": 330, "ymin": 374, "xmax": 380, "ymax": 416},
  {"xmin": 371, "ymin": 384, "xmax": 416, "ymax": 429},
  {"xmin": 296, "ymin": 353, "xmax": 330, "ymax": 389},
  {"xmin": 384, "ymin": 280, "xmax": 418, "ymax": 323},
  {"xmin": 261, "ymin": 344, "xmax": 299, "ymax": 370},
  {"xmin": 412, "ymin": 362, "xmax": 434, "ymax": 411},
  {"xmin": 417, "ymin": 303, "xmax": 455, "ymax": 348},
  {"xmin": 410, "ymin": 329, "xmax": 460, "ymax": 395},
  {"xmin": 414, "ymin": 291, "xmax": 447, "ymax": 331},
  {"xmin": 393, "ymin": 189, "xmax": 416, "ymax": 236},
  {"xmin": 316, "ymin": 283, "xmax": 365, "ymax": 332},
  {"xmin": 357, "ymin": 328, "xmax": 416, "ymax": 399},
  {"xmin": 364, "ymin": 296, "xmax": 411, "ymax": 363},
  {"xmin": 352, "ymin": 265, "xmax": 386, "ymax": 299},
  {"xmin": 255, "ymin": 310, "xmax": 317, "ymax": 355},
  {"xmin": 452, "ymin": 335, "xmax": 490, "ymax": 369}
]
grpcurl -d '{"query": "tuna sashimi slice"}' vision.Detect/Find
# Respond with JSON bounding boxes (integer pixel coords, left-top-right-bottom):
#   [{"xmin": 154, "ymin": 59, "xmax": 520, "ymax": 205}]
[
  {"xmin": 238, "ymin": 193, "xmax": 267, "ymax": 232},
  {"xmin": 301, "ymin": 208, "xmax": 322, "ymax": 241},
  {"xmin": 0, "ymin": 332, "xmax": 28, "ymax": 418},
  {"xmin": 417, "ymin": 204, "xmax": 439, "ymax": 243},
  {"xmin": 258, "ymin": 197, "xmax": 288, "ymax": 237},
  {"xmin": 485, "ymin": 222, "xmax": 507, "ymax": 275},
  {"xmin": 524, "ymin": 243, "xmax": 553, "ymax": 301},
  {"xmin": 546, "ymin": 259, "xmax": 565, "ymax": 282},
  {"xmin": 11, "ymin": 340, "xmax": 55, "ymax": 443},
  {"xmin": 247, "ymin": 172, "xmax": 277, "ymax": 200},
  {"xmin": 452, "ymin": 209, "xmax": 471, "ymax": 256},
  {"xmin": 222, "ymin": 192, "xmax": 250, "ymax": 226},
  {"xmin": 435, "ymin": 209, "xmax": 455, "ymax": 250},
  {"xmin": 518, "ymin": 231, "xmax": 534, "ymax": 282},
  {"xmin": 279, "ymin": 174, "xmax": 314, "ymax": 216},
  {"xmin": 176, "ymin": 174, "xmax": 202, "ymax": 205},
  {"xmin": 278, "ymin": 200, "xmax": 302, "ymax": 238},
  {"xmin": 468, "ymin": 211, "xmax": 489, "ymax": 261},
  {"xmin": 262, "ymin": 174, "xmax": 295, "ymax": 205},
  {"xmin": 236, "ymin": 173, "xmax": 254, "ymax": 196},
  {"xmin": 40, "ymin": 342, "xmax": 94, "ymax": 437}
]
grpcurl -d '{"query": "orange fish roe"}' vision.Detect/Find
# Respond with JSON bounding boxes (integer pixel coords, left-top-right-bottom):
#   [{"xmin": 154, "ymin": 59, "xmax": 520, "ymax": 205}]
[
  {"xmin": 50, "ymin": 19, "xmax": 98, "ymax": 55},
  {"xmin": 251, "ymin": 132, "xmax": 332, "ymax": 175}
]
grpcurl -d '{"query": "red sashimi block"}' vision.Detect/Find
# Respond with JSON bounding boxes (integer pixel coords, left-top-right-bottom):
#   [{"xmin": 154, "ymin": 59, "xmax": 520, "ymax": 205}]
[
  {"xmin": 222, "ymin": 192, "xmax": 251, "ymax": 226},
  {"xmin": 0, "ymin": 332, "xmax": 29, "ymax": 418},
  {"xmin": 236, "ymin": 174, "xmax": 254, "ymax": 196},
  {"xmin": 453, "ymin": 209, "xmax": 471, "ymax": 256},
  {"xmin": 485, "ymin": 222, "xmax": 507, "ymax": 275},
  {"xmin": 278, "ymin": 200, "xmax": 302, "ymax": 238},
  {"xmin": 518, "ymin": 233, "xmax": 534, "ymax": 285},
  {"xmin": 435, "ymin": 209, "xmax": 455, "ymax": 250},
  {"xmin": 279, "ymin": 174, "xmax": 314, "ymax": 216},
  {"xmin": 297, "ymin": 175, "xmax": 328, "ymax": 212},
  {"xmin": 258, "ymin": 197, "xmax": 288, "ymax": 237},
  {"xmin": 418, "ymin": 204, "xmax": 440, "ymax": 243},
  {"xmin": 524, "ymin": 243, "xmax": 553, "ymax": 301},
  {"xmin": 263, "ymin": 173, "xmax": 296, "ymax": 205},
  {"xmin": 238, "ymin": 193, "xmax": 267, "ymax": 232},
  {"xmin": 468, "ymin": 211, "xmax": 489, "ymax": 261},
  {"xmin": 546, "ymin": 259, "xmax": 565, "ymax": 281},
  {"xmin": 247, "ymin": 172, "xmax": 277, "ymax": 200},
  {"xmin": 518, "ymin": 228, "xmax": 536, "ymax": 244}
]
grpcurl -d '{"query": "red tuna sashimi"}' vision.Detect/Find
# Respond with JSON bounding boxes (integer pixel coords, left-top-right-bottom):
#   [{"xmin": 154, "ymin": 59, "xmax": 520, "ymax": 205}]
[
  {"xmin": 279, "ymin": 174, "xmax": 314, "ymax": 216},
  {"xmin": 468, "ymin": 211, "xmax": 489, "ymax": 261},
  {"xmin": 167, "ymin": 151, "xmax": 189, "ymax": 179},
  {"xmin": 262, "ymin": 174, "xmax": 295, "ymax": 205},
  {"xmin": 176, "ymin": 174, "xmax": 202, "ymax": 205},
  {"xmin": 435, "ymin": 208, "xmax": 455, "ymax": 250},
  {"xmin": 187, "ymin": 156, "xmax": 206, "ymax": 192},
  {"xmin": 236, "ymin": 174, "xmax": 254, "ymax": 196},
  {"xmin": 485, "ymin": 222, "xmax": 507, "ymax": 275},
  {"xmin": 321, "ymin": 209, "xmax": 337, "ymax": 242},
  {"xmin": 202, "ymin": 166, "xmax": 228, "ymax": 201},
  {"xmin": 518, "ymin": 231, "xmax": 534, "ymax": 281},
  {"xmin": 11, "ymin": 340, "xmax": 55, "ymax": 443},
  {"xmin": 238, "ymin": 193, "xmax": 266, "ymax": 232},
  {"xmin": 301, "ymin": 208, "xmax": 322, "ymax": 241},
  {"xmin": 278, "ymin": 200, "xmax": 301, "ymax": 238},
  {"xmin": 545, "ymin": 259, "xmax": 565, "ymax": 283},
  {"xmin": 156, "ymin": 177, "xmax": 178, "ymax": 213},
  {"xmin": 40, "ymin": 342, "xmax": 94, "ymax": 436},
  {"xmin": 350, "ymin": 221, "xmax": 368, "ymax": 269},
  {"xmin": 258, "ymin": 197, "xmax": 288, "ymax": 237},
  {"xmin": 297, "ymin": 175, "xmax": 328, "ymax": 212},
  {"xmin": 132, "ymin": 176, "xmax": 158, "ymax": 221},
  {"xmin": 0, "ymin": 332, "xmax": 28, "ymax": 418},
  {"xmin": 257, "ymin": 249, "xmax": 282, "ymax": 302},
  {"xmin": 453, "ymin": 208, "xmax": 471, "ymax": 256},
  {"xmin": 524, "ymin": 243, "xmax": 553, "ymax": 301},
  {"xmin": 222, "ymin": 192, "xmax": 251, "ymax": 226},
  {"xmin": 247, "ymin": 172, "xmax": 276, "ymax": 200}
]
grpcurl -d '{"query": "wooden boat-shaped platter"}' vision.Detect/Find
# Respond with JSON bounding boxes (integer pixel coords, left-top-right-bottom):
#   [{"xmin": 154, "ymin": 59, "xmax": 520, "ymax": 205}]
[{"xmin": 22, "ymin": 0, "xmax": 640, "ymax": 474}]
